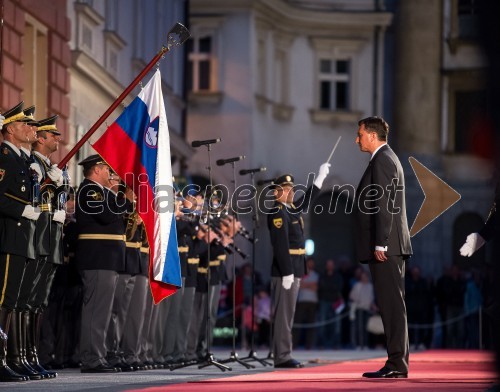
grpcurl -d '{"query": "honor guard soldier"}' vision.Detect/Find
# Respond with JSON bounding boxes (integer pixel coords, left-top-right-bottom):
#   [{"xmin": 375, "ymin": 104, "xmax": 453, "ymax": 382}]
[
  {"xmin": 121, "ymin": 222, "xmax": 149, "ymax": 370},
  {"xmin": 5, "ymin": 105, "xmax": 46, "ymax": 381},
  {"xmin": 268, "ymin": 164, "xmax": 329, "ymax": 369},
  {"xmin": 0, "ymin": 102, "xmax": 41, "ymax": 382},
  {"xmin": 75, "ymin": 154, "xmax": 133, "ymax": 373},
  {"xmin": 26, "ymin": 114, "xmax": 67, "ymax": 379}
]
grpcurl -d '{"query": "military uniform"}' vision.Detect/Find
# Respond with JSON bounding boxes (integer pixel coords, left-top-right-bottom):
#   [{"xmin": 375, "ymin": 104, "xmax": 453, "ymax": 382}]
[
  {"xmin": 267, "ymin": 174, "xmax": 319, "ymax": 367},
  {"xmin": 23, "ymin": 115, "xmax": 66, "ymax": 379},
  {"xmin": 0, "ymin": 102, "xmax": 39, "ymax": 382},
  {"xmin": 76, "ymin": 155, "xmax": 131, "ymax": 372},
  {"xmin": 121, "ymin": 225, "xmax": 149, "ymax": 369}
]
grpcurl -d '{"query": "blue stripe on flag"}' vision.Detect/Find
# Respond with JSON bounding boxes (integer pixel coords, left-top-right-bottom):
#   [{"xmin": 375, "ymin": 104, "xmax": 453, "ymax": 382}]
[
  {"xmin": 115, "ymin": 97, "xmax": 157, "ymax": 187},
  {"xmin": 163, "ymin": 217, "xmax": 181, "ymax": 286}
]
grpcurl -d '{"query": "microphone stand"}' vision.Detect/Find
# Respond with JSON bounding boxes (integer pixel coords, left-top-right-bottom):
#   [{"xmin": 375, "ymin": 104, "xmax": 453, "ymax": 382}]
[
  {"xmin": 241, "ymin": 172, "xmax": 272, "ymax": 366},
  {"xmin": 171, "ymin": 142, "xmax": 230, "ymax": 372},
  {"xmin": 220, "ymin": 163, "xmax": 254, "ymax": 369},
  {"xmin": 196, "ymin": 143, "xmax": 231, "ymax": 372}
]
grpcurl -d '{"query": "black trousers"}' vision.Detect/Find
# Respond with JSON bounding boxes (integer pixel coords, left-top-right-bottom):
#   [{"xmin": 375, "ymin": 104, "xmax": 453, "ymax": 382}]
[
  {"xmin": 0, "ymin": 254, "xmax": 29, "ymax": 310},
  {"xmin": 369, "ymin": 255, "xmax": 409, "ymax": 373}
]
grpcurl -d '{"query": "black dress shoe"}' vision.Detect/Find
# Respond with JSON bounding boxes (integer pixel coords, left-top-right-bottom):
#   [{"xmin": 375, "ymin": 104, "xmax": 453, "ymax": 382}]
[
  {"xmin": 114, "ymin": 361, "xmax": 134, "ymax": 372},
  {"xmin": 0, "ymin": 365, "xmax": 28, "ymax": 382},
  {"xmin": 362, "ymin": 367, "xmax": 408, "ymax": 378},
  {"xmin": 81, "ymin": 364, "xmax": 118, "ymax": 373},
  {"xmin": 274, "ymin": 359, "xmax": 304, "ymax": 368}
]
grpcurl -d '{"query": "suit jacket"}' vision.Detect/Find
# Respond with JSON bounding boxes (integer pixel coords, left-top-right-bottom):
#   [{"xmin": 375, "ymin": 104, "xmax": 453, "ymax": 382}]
[
  {"xmin": 267, "ymin": 185, "xmax": 320, "ymax": 277},
  {"xmin": 0, "ymin": 143, "xmax": 37, "ymax": 259},
  {"xmin": 355, "ymin": 144, "xmax": 412, "ymax": 263}
]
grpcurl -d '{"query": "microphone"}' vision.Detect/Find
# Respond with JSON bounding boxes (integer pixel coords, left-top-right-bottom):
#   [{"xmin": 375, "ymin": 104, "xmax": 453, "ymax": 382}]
[
  {"xmin": 257, "ymin": 178, "xmax": 274, "ymax": 186},
  {"xmin": 239, "ymin": 167, "xmax": 266, "ymax": 175},
  {"xmin": 216, "ymin": 156, "xmax": 245, "ymax": 166},
  {"xmin": 191, "ymin": 138, "xmax": 221, "ymax": 147}
]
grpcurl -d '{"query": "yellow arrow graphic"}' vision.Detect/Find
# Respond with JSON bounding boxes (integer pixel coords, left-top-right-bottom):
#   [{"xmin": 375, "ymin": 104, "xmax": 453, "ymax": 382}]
[{"xmin": 409, "ymin": 157, "xmax": 461, "ymax": 237}]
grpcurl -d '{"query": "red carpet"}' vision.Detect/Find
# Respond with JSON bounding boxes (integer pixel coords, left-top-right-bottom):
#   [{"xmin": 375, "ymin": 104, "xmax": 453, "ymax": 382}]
[{"xmin": 130, "ymin": 350, "xmax": 497, "ymax": 392}]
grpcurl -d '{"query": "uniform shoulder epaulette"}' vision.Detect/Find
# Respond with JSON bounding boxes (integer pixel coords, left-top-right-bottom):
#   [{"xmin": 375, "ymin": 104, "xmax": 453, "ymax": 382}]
[{"xmin": 2, "ymin": 147, "xmax": 9, "ymax": 155}]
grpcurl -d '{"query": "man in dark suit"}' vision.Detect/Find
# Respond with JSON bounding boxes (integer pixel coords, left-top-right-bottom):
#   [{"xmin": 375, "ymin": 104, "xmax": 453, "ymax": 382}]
[{"xmin": 354, "ymin": 116, "xmax": 412, "ymax": 379}]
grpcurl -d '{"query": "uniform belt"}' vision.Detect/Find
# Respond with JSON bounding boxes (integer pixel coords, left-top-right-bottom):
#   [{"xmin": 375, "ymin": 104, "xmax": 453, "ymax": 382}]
[
  {"xmin": 40, "ymin": 204, "xmax": 52, "ymax": 212},
  {"xmin": 209, "ymin": 260, "xmax": 220, "ymax": 267},
  {"xmin": 78, "ymin": 234, "xmax": 126, "ymax": 241},
  {"xmin": 188, "ymin": 258, "xmax": 200, "ymax": 264},
  {"xmin": 125, "ymin": 241, "xmax": 141, "ymax": 248},
  {"xmin": 289, "ymin": 248, "xmax": 306, "ymax": 255},
  {"xmin": 197, "ymin": 267, "xmax": 208, "ymax": 274},
  {"xmin": 178, "ymin": 246, "xmax": 189, "ymax": 253},
  {"xmin": 140, "ymin": 247, "xmax": 150, "ymax": 254}
]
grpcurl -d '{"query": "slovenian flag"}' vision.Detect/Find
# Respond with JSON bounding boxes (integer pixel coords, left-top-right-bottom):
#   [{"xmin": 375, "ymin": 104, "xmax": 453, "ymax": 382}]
[{"xmin": 93, "ymin": 70, "xmax": 181, "ymax": 303}]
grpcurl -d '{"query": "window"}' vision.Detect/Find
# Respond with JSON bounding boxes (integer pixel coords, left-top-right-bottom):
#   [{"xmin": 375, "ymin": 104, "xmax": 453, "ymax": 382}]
[
  {"xmin": 23, "ymin": 16, "xmax": 48, "ymax": 118},
  {"xmin": 318, "ymin": 59, "xmax": 350, "ymax": 110},
  {"xmin": 453, "ymin": 90, "xmax": 488, "ymax": 153},
  {"xmin": 187, "ymin": 35, "xmax": 214, "ymax": 92},
  {"xmin": 458, "ymin": 0, "xmax": 480, "ymax": 39},
  {"xmin": 81, "ymin": 22, "xmax": 93, "ymax": 50}
]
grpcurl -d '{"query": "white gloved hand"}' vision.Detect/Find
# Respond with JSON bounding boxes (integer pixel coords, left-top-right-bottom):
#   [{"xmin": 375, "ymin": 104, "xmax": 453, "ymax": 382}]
[
  {"xmin": 282, "ymin": 274, "xmax": 294, "ymax": 290},
  {"xmin": 0, "ymin": 114, "xmax": 5, "ymax": 128},
  {"xmin": 47, "ymin": 164, "xmax": 64, "ymax": 186},
  {"xmin": 313, "ymin": 162, "xmax": 331, "ymax": 189},
  {"xmin": 459, "ymin": 232, "xmax": 486, "ymax": 257},
  {"xmin": 29, "ymin": 163, "xmax": 43, "ymax": 182},
  {"xmin": 52, "ymin": 209, "xmax": 66, "ymax": 224},
  {"xmin": 22, "ymin": 205, "xmax": 41, "ymax": 221}
]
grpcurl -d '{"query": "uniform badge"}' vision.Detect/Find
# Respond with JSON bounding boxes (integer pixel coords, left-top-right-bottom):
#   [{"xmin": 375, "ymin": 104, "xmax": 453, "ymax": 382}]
[
  {"xmin": 0, "ymin": 168, "xmax": 5, "ymax": 182},
  {"xmin": 273, "ymin": 218, "xmax": 283, "ymax": 229},
  {"xmin": 2, "ymin": 148, "xmax": 8, "ymax": 155},
  {"xmin": 90, "ymin": 191, "xmax": 104, "ymax": 201}
]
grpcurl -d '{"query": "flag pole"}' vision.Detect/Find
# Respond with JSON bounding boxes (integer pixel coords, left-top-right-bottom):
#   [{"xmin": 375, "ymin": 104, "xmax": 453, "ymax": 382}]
[{"xmin": 56, "ymin": 22, "xmax": 190, "ymax": 170}]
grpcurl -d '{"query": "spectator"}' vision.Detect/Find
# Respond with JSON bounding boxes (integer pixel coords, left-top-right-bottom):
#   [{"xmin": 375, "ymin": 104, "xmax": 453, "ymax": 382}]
[
  {"xmin": 293, "ymin": 257, "xmax": 319, "ymax": 349},
  {"xmin": 441, "ymin": 265, "xmax": 466, "ymax": 348},
  {"xmin": 349, "ymin": 270, "xmax": 374, "ymax": 350},
  {"xmin": 406, "ymin": 266, "xmax": 434, "ymax": 350},
  {"xmin": 318, "ymin": 259, "xmax": 344, "ymax": 349},
  {"xmin": 464, "ymin": 270, "xmax": 483, "ymax": 349}
]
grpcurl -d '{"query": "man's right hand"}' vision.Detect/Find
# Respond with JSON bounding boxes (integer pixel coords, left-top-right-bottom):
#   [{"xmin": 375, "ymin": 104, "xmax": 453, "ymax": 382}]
[
  {"xmin": 282, "ymin": 274, "xmax": 294, "ymax": 290},
  {"xmin": 459, "ymin": 232, "xmax": 486, "ymax": 257},
  {"xmin": 22, "ymin": 205, "xmax": 41, "ymax": 221}
]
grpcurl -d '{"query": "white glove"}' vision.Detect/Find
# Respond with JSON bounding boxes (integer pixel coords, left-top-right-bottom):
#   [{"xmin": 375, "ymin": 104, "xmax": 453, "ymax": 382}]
[
  {"xmin": 47, "ymin": 164, "xmax": 64, "ymax": 186},
  {"xmin": 459, "ymin": 232, "xmax": 486, "ymax": 257},
  {"xmin": 0, "ymin": 114, "xmax": 4, "ymax": 128},
  {"xmin": 22, "ymin": 205, "xmax": 41, "ymax": 221},
  {"xmin": 282, "ymin": 274, "xmax": 294, "ymax": 290},
  {"xmin": 29, "ymin": 163, "xmax": 43, "ymax": 182},
  {"xmin": 52, "ymin": 209, "xmax": 66, "ymax": 224},
  {"xmin": 313, "ymin": 162, "xmax": 331, "ymax": 188}
]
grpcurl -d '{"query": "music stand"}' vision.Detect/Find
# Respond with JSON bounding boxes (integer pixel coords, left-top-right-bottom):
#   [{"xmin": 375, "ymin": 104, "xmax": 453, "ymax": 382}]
[{"xmin": 219, "ymin": 162, "xmax": 254, "ymax": 369}]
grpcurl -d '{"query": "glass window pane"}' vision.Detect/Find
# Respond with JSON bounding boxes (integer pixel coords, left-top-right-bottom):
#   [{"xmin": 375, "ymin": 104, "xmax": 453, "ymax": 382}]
[
  {"xmin": 320, "ymin": 81, "xmax": 331, "ymax": 109},
  {"xmin": 199, "ymin": 36, "xmax": 212, "ymax": 53},
  {"xmin": 186, "ymin": 38, "xmax": 193, "ymax": 54},
  {"xmin": 336, "ymin": 81, "xmax": 348, "ymax": 109},
  {"xmin": 199, "ymin": 60, "xmax": 211, "ymax": 90},
  {"xmin": 186, "ymin": 61, "xmax": 193, "ymax": 91},
  {"xmin": 336, "ymin": 60, "xmax": 349, "ymax": 74},
  {"xmin": 320, "ymin": 59, "xmax": 331, "ymax": 73}
]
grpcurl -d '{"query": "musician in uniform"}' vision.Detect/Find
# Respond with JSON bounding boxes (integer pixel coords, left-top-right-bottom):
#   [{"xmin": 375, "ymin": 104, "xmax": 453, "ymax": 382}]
[
  {"xmin": 75, "ymin": 154, "xmax": 133, "ymax": 373},
  {"xmin": 0, "ymin": 102, "xmax": 40, "ymax": 382},
  {"xmin": 267, "ymin": 163, "xmax": 329, "ymax": 368}
]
